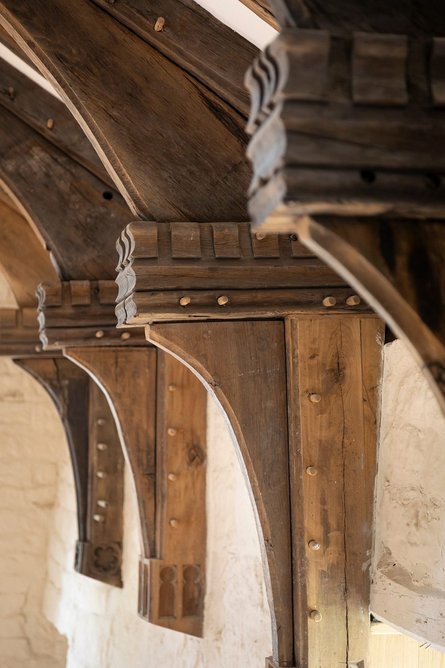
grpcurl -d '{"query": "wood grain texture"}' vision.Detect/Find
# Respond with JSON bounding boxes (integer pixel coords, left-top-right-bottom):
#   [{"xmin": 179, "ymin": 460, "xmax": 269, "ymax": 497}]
[
  {"xmin": 239, "ymin": 0, "xmax": 279, "ymax": 29},
  {"xmin": 295, "ymin": 216, "xmax": 445, "ymax": 415},
  {"xmin": 37, "ymin": 281, "xmax": 146, "ymax": 349},
  {"xmin": 143, "ymin": 352, "xmax": 207, "ymax": 637},
  {"xmin": 286, "ymin": 316, "xmax": 383, "ymax": 667},
  {"xmin": 92, "ymin": 0, "xmax": 256, "ymax": 115},
  {"xmin": 267, "ymin": 0, "xmax": 445, "ymax": 34},
  {"xmin": 0, "ymin": 104, "xmax": 131, "ymax": 279},
  {"xmin": 0, "ymin": 0, "xmax": 250, "ymax": 221},
  {"xmin": 0, "ymin": 307, "xmax": 40, "ymax": 356},
  {"xmin": 0, "ymin": 55, "xmax": 113, "ymax": 187},
  {"xmin": 14, "ymin": 356, "xmax": 124, "ymax": 586},
  {"xmin": 66, "ymin": 347, "xmax": 157, "ymax": 559},
  {"xmin": 147, "ymin": 320, "xmax": 294, "ymax": 666}
]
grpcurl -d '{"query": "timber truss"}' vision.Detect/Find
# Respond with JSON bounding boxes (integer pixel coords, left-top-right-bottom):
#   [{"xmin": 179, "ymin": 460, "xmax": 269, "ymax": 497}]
[{"xmin": 0, "ymin": 0, "xmax": 442, "ymax": 666}]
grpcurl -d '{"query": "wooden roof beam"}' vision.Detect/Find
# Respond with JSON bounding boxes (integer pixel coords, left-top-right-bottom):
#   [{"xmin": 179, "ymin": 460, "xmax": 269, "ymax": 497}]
[{"xmin": 0, "ymin": 0, "xmax": 251, "ymax": 221}]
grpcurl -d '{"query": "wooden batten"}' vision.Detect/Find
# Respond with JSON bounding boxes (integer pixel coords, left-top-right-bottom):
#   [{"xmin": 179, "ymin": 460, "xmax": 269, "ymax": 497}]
[{"xmin": 14, "ymin": 356, "xmax": 124, "ymax": 586}]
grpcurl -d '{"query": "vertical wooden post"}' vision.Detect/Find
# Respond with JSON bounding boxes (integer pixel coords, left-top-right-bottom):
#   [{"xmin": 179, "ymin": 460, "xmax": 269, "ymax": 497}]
[{"xmin": 286, "ymin": 317, "xmax": 383, "ymax": 667}]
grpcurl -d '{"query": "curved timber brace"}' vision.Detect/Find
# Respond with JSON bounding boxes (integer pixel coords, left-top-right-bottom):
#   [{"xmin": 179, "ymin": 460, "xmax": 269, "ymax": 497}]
[
  {"xmin": 38, "ymin": 280, "xmax": 207, "ymax": 637},
  {"xmin": 116, "ymin": 220, "xmax": 384, "ymax": 667},
  {"xmin": 245, "ymin": 12, "xmax": 445, "ymax": 414}
]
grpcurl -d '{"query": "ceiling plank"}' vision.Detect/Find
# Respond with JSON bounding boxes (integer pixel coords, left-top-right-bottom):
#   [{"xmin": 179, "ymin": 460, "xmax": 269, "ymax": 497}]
[{"xmin": 0, "ymin": 0, "xmax": 251, "ymax": 221}]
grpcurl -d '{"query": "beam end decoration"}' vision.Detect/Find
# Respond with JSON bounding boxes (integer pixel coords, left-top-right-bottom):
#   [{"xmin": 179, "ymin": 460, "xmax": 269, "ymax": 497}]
[
  {"xmin": 246, "ymin": 29, "xmax": 445, "ymax": 228},
  {"xmin": 37, "ymin": 280, "xmax": 146, "ymax": 349},
  {"xmin": 115, "ymin": 221, "xmax": 372, "ymax": 326},
  {"xmin": 245, "ymin": 27, "xmax": 445, "ymax": 410}
]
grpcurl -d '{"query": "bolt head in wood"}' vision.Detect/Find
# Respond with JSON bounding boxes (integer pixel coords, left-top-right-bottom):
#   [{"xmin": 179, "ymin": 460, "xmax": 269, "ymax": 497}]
[
  {"xmin": 169, "ymin": 518, "xmax": 178, "ymax": 528},
  {"xmin": 97, "ymin": 443, "xmax": 108, "ymax": 451},
  {"xmin": 96, "ymin": 471, "xmax": 106, "ymax": 479},
  {"xmin": 308, "ymin": 540, "xmax": 321, "ymax": 551},
  {"xmin": 310, "ymin": 610, "xmax": 322, "ymax": 622},
  {"xmin": 346, "ymin": 295, "xmax": 361, "ymax": 306},
  {"xmin": 255, "ymin": 232, "xmax": 266, "ymax": 240},
  {"xmin": 97, "ymin": 418, "xmax": 106, "ymax": 426},
  {"xmin": 168, "ymin": 427, "xmax": 177, "ymax": 436},
  {"xmin": 309, "ymin": 393, "xmax": 321, "ymax": 403},
  {"xmin": 46, "ymin": 118, "xmax": 54, "ymax": 130},
  {"xmin": 179, "ymin": 296, "xmax": 191, "ymax": 307},
  {"xmin": 168, "ymin": 473, "xmax": 177, "ymax": 481},
  {"xmin": 217, "ymin": 295, "xmax": 229, "ymax": 306},
  {"xmin": 322, "ymin": 296, "xmax": 337, "ymax": 307},
  {"xmin": 306, "ymin": 466, "xmax": 318, "ymax": 477},
  {"xmin": 95, "ymin": 329, "xmax": 105, "ymax": 338},
  {"xmin": 120, "ymin": 331, "xmax": 131, "ymax": 340},
  {"xmin": 93, "ymin": 514, "xmax": 105, "ymax": 523},
  {"xmin": 97, "ymin": 500, "xmax": 108, "ymax": 508},
  {"xmin": 168, "ymin": 384, "xmax": 176, "ymax": 392},
  {"xmin": 154, "ymin": 16, "xmax": 165, "ymax": 31}
]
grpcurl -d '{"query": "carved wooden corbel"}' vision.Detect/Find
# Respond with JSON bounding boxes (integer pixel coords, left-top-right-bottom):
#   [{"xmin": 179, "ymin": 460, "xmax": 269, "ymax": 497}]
[
  {"xmin": 38, "ymin": 279, "xmax": 207, "ymax": 636},
  {"xmin": 116, "ymin": 220, "xmax": 384, "ymax": 667},
  {"xmin": 14, "ymin": 355, "xmax": 124, "ymax": 586},
  {"xmin": 244, "ymin": 6, "xmax": 445, "ymax": 412}
]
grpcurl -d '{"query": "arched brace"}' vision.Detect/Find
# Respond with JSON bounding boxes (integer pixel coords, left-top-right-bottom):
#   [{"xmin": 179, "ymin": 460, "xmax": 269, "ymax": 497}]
[
  {"xmin": 0, "ymin": 87, "xmax": 131, "ymax": 279},
  {"xmin": 64, "ymin": 346, "xmax": 207, "ymax": 637},
  {"xmin": 245, "ymin": 23, "xmax": 445, "ymax": 415},
  {"xmin": 0, "ymin": 192, "xmax": 57, "ymax": 307},
  {"xmin": 145, "ymin": 317, "xmax": 384, "ymax": 668},
  {"xmin": 0, "ymin": 0, "xmax": 251, "ymax": 221},
  {"xmin": 295, "ymin": 216, "xmax": 445, "ymax": 415},
  {"xmin": 115, "ymin": 216, "xmax": 383, "ymax": 665},
  {"xmin": 13, "ymin": 356, "xmax": 124, "ymax": 586}
]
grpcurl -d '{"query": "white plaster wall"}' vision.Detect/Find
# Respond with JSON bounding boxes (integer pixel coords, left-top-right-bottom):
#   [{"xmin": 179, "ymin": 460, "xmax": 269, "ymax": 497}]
[
  {"xmin": 0, "ymin": 357, "xmax": 67, "ymax": 668},
  {"xmin": 372, "ymin": 340, "xmax": 445, "ymax": 651},
  {"xmin": 43, "ymin": 395, "xmax": 273, "ymax": 668}
]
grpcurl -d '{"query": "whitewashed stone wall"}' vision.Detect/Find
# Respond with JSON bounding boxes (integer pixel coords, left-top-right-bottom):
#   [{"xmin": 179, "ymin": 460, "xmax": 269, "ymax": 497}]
[
  {"xmin": 43, "ymin": 397, "xmax": 273, "ymax": 668},
  {"xmin": 0, "ymin": 329, "xmax": 273, "ymax": 668},
  {"xmin": 372, "ymin": 340, "xmax": 445, "ymax": 651},
  {"xmin": 0, "ymin": 357, "xmax": 67, "ymax": 668}
]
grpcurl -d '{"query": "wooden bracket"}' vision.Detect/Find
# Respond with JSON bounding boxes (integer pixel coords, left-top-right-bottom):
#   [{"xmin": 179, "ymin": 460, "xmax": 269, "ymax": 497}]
[
  {"xmin": 14, "ymin": 356, "xmax": 124, "ymax": 586},
  {"xmin": 65, "ymin": 346, "xmax": 207, "ymax": 637},
  {"xmin": 0, "ymin": 307, "xmax": 40, "ymax": 356},
  {"xmin": 145, "ymin": 316, "xmax": 383, "ymax": 667},
  {"xmin": 245, "ymin": 28, "xmax": 445, "ymax": 413},
  {"xmin": 115, "ymin": 218, "xmax": 382, "ymax": 665},
  {"xmin": 36, "ymin": 280, "xmax": 208, "ymax": 634}
]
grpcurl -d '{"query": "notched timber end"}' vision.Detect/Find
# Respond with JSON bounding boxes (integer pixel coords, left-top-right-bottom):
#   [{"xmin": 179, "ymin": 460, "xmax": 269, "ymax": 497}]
[
  {"xmin": 246, "ymin": 29, "xmax": 445, "ymax": 229},
  {"xmin": 115, "ymin": 221, "xmax": 372, "ymax": 326},
  {"xmin": 37, "ymin": 280, "xmax": 146, "ymax": 349}
]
